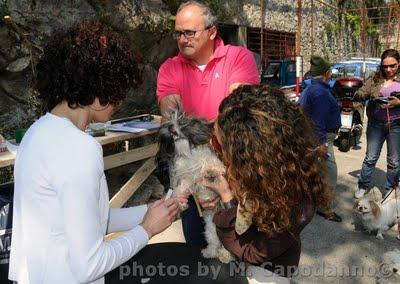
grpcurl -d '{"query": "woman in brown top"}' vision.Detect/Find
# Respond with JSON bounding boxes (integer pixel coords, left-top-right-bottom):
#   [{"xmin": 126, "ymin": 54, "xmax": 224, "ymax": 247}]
[{"xmin": 202, "ymin": 85, "xmax": 331, "ymax": 279}]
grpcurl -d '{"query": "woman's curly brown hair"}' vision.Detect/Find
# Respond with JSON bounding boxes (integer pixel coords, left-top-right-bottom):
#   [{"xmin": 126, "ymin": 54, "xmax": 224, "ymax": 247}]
[
  {"xmin": 36, "ymin": 20, "xmax": 143, "ymax": 111},
  {"xmin": 216, "ymin": 85, "xmax": 330, "ymax": 236}
]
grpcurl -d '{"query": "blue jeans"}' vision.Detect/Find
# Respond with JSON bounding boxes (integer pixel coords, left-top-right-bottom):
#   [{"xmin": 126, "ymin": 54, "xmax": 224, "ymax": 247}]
[
  {"xmin": 181, "ymin": 196, "xmax": 207, "ymax": 248},
  {"xmin": 358, "ymin": 120, "xmax": 400, "ymax": 191}
]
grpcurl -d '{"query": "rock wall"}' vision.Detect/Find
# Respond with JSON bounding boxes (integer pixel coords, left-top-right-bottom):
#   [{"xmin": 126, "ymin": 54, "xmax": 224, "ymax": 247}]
[
  {"xmin": 0, "ymin": 0, "xmax": 178, "ymax": 137},
  {"xmin": 216, "ymin": 0, "xmax": 359, "ymax": 72},
  {"xmin": 0, "ymin": 0, "xmax": 360, "ymax": 136}
]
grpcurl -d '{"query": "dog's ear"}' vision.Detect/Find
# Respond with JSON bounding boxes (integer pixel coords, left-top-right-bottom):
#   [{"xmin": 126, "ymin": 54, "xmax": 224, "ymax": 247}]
[
  {"xmin": 369, "ymin": 200, "xmax": 381, "ymax": 218},
  {"xmin": 367, "ymin": 187, "xmax": 383, "ymax": 202},
  {"xmin": 157, "ymin": 123, "xmax": 175, "ymax": 162},
  {"xmin": 180, "ymin": 116, "xmax": 213, "ymax": 147}
]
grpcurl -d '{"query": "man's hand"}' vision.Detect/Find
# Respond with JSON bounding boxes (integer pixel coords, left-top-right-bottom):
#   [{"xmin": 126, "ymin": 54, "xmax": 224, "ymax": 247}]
[
  {"xmin": 159, "ymin": 95, "xmax": 182, "ymax": 122},
  {"xmin": 140, "ymin": 198, "xmax": 179, "ymax": 239},
  {"xmin": 319, "ymin": 144, "xmax": 329, "ymax": 156}
]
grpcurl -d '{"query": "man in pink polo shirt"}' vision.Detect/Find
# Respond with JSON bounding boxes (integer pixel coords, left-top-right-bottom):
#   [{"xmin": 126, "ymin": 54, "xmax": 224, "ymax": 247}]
[
  {"xmin": 157, "ymin": 1, "xmax": 260, "ymax": 122},
  {"xmin": 156, "ymin": 1, "xmax": 259, "ymax": 247}
]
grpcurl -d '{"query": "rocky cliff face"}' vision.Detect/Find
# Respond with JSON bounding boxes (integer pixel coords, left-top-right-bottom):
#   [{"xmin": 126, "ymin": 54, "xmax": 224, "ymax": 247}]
[
  {"xmin": 0, "ymin": 0, "xmax": 357, "ymax": 137},
  {"xmin": 0, "ymin": 0, "xmax": 177, "ymax": 137}
]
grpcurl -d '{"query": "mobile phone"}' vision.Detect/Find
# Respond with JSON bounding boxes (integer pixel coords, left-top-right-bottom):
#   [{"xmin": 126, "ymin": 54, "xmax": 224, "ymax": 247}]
[
  {"xmin": 374, "ymin": 97, "xmax": 389, "ymax": 104},
  {"xmin": 390, "ymin": 91, "xmax": 400, "ymax": 99}
]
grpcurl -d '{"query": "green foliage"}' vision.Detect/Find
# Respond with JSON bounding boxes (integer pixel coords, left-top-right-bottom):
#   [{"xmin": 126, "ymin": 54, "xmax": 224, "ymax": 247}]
[
  {"xmin": 206, "ymin": 0, "xmax": 228, "ymax": 22},
  {"xmin": 345, "ymin": 13, "xmax": 361, "ymax": 37},
  {"xmin": 0, "ymin": 0, "xmax": 9, "ymax": 23},
  {"xmin": 86, "ymin": 0, "xmax": 123, "ymax": 33},
  {"xmin": 366, "ymin": 27, "xmax": 380, "ymax": 38},
  {"xmin": 162, "ymin": 0, "xmax": 181, "ymax": 14},
  {"xmin": 324, "ymin": 21, "xmax": 340, "ymax": 36}
]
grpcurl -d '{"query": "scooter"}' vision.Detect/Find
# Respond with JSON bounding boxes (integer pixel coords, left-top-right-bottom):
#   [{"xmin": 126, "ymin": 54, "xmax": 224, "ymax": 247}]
[{"xmin": 332, "ymin": 77, "xmax": 364, "ymax": 152}]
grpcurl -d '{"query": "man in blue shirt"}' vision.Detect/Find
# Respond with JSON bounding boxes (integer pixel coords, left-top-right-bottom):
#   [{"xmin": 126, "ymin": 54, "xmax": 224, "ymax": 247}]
[{"xmin": 299, "ymin": 55, "xmax": 342, "ymax": 222}]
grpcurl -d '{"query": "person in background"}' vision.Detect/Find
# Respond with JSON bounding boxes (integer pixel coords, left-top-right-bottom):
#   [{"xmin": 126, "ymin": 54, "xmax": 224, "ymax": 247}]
[
  {"xmin": 353, "ymin": 49, "xmax": 400, "ymax": 199},
  {"xmin": 204, "ymin": 85, "xmax": 328, "ymax": 282},
  {"xmin": 9, "ymin": 20, "xmax": 181, "ymax": 284},
  {"xmin": 156, "ymin": 0, "xmax": 259, "ymax": 247},
  {"xmin": 298, "ymin": 55, "xmax": 342, "ymax": 222}
]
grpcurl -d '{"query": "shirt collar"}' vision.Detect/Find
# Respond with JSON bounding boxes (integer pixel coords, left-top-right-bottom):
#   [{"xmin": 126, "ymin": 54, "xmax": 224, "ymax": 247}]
[
  {"xmin": 177, "ymin": 37, "xmax": 226, "ymax": 65},
  {"xmin": 311, "ymin": 78, "xmax": 330, "ymax": 88}
]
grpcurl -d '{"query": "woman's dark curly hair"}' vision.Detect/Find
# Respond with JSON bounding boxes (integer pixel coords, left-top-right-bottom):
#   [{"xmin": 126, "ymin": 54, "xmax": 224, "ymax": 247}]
[
  {"xmin": 216, "ymin": 85, "xmax": 329, "ymax": 236},
  {"xmin": 36, "ymin": 20, "xmax": 143, "ymax": 111}
]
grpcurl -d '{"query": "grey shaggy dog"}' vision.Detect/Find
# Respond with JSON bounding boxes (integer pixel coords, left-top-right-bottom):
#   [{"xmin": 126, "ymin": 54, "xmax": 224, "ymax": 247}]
[{"xmin": 157, "ymin": 111, "xmax": 233, "ymax": 263}]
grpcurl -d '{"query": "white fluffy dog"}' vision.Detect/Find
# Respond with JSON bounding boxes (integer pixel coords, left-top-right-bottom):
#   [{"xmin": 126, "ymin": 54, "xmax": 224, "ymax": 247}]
[
  {"xmin": 354, "ymin": 187, "xmax": 400, "ymax": 239},
  {"xmin": 157, "ymin": 112, "xmax": 233, "ymax": 263}
]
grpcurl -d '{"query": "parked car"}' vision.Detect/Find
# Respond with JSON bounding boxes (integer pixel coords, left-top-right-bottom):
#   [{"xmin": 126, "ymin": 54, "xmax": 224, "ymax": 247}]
[
  {"xmin": 331, "ymin": 60, "xmax": 379, "ymax": 81},
  {"xmin": 261, "ymin": 59, "xmax": 296, "ymax": 88}
]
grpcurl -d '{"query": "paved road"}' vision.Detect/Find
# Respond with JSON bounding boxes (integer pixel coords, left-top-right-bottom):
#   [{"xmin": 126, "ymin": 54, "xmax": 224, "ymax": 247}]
[{"xmin": 298, "ymin": 128, "xmax": 400, "ymax": 283}]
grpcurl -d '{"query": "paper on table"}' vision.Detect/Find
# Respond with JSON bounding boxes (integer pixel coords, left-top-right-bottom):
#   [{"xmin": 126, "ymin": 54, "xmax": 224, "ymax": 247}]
[{"xmin": 106, "ymin": 120, "xmax": 160, "ymax": 133}]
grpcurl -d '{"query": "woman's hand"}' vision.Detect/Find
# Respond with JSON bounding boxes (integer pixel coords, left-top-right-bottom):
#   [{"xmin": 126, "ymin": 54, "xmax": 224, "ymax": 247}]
[
  {"xmin": 200, "ymin": 174, "xmax": 233, "ymax": 203},
  {"xmin": 140, "ymin": 198, "xmax": 179, "ymax": 239},
  {"xmin": 386, "ymin": 96, "xmax": 400, "ymax": 108},
  {"xmin": 198, "ymin": 196, "xmax": 220, "ymax": 210}
]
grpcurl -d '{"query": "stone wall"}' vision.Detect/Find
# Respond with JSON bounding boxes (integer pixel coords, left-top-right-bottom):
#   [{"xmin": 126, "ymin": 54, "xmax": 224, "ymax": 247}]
[
  {"xmin": 218, "ymin": 0, "xmax": 359, "ymax": 72},
  {"xmin": 0, "ymin": 0, "xmax": 178, "ymax": 136},
  {"xmin": 0, "ymin": 0, "xmax": 360, "ymax": 136}
]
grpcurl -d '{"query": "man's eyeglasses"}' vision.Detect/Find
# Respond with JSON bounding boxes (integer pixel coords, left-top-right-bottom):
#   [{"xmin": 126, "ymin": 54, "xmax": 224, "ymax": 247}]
[
  {"xmin": 382, "ymin": 63, "xmax": 398, "ymax": 69},
  {"xmin": 172, "ymin": 26, "xmax": 212, "ymax": 40}
]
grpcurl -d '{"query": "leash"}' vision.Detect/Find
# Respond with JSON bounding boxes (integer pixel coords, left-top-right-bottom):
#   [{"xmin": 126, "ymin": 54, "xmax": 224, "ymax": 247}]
[{"xmin": 385, "ymin": 105, "xmax": 400, "ymax": 240}]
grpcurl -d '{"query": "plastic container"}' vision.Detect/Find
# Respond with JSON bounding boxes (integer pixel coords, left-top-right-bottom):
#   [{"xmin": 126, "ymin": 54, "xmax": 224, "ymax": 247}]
[
  {"xmin": 0, "ymin": 135, "xmax": 6, "ymax": 153},
  {"xmin": 88, "ymin": 123, "xmax": 106, "ymax": 137},
  {"xmin": 14, "ymin": 128, "xmax": 27, "ymax": 144}
]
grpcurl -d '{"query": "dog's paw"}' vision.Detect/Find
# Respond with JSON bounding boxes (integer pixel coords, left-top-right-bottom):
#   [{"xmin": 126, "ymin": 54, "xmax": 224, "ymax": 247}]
[
  {"xmin": 376, "ymin": 233, "xmax": 384, "ymax": 240},
  {"xmin": 217, "ymin": 247, "xmax": 234, "ymax": 264},
  {"xmin": 201, "ymin": 246, "xmax": 218, "ymax": 259}
]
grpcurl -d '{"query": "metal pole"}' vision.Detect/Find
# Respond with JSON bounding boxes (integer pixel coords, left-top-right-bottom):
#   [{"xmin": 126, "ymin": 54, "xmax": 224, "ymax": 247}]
[
  {"xmin": 260, "ymin": 0, "xmax": 265, "ymax": 72},
  {"xmin": 311, "ymin": 0, "xmax": 315, "ymax": 55},
  {"xmin": 361, "ymin": 0, "xmax": 367, "ymax": 81},
  {"xmin": 386, "ymin": 4, "xmax": 393, "ymax": 48},
  {"xmin": 296, "ymin": 0, "xmax": 302, "ymax": 96},
  {"xmin": 397, "ymin": 9, "xmax": 400, "ymax": 50}
]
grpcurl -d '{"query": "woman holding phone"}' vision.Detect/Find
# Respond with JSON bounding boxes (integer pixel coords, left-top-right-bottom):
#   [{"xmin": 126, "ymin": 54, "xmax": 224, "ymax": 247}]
[{"xmin": 353, "ymin": 49, "xmax": 400, "ymax": 198}]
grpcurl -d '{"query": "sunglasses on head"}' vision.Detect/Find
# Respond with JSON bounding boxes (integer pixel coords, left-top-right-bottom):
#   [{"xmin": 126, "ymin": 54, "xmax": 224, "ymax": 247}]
[{"xmin": 382, "ymin": 63, "xmax": 398, "ymax": 69}]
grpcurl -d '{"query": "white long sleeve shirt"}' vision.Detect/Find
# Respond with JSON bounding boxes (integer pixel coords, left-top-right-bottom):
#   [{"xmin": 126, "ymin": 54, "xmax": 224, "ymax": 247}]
[{"xmin": 9, "ymin": 113, "xmax": 149, "ymax": 283}]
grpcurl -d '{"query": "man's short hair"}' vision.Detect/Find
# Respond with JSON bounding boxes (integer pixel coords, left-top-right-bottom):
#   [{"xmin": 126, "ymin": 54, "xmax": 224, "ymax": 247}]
[{"xmin": 177, "ymin": 1, "xmax": 217, "ymax": 28}]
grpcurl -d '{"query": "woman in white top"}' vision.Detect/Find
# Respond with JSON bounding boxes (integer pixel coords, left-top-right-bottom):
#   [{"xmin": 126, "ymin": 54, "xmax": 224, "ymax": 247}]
[{"xmin": 9, "ymin": 20, "xmax": 181, "ymax": 284}]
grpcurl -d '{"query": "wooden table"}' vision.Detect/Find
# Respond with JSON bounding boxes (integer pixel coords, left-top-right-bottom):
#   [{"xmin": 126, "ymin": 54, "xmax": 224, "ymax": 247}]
[{"xmin": 0, "ymin": 115, "xmax": 162, "ymax": 209}]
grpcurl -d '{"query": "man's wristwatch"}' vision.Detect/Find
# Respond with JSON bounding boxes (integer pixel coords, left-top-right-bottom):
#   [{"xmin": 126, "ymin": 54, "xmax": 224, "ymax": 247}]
[{"xmin": 219, "ymin": 199, "xmax": 238, "ymax": 210}]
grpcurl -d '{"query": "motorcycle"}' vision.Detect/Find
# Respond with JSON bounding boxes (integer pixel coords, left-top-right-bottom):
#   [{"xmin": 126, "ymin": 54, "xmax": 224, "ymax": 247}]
[{"xmin": 332, "ymin": 77, "xmax": 364, "ymax": 152}]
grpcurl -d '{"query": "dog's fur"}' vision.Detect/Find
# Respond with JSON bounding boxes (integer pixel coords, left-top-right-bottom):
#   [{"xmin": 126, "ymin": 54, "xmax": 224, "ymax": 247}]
[
  {"xmin": 354, "ymin": 187, "xmax": 400, "ymax": 239},
  {"xmin": 157, "ymin": 112, "xmax": 233, "ymax": 263}
]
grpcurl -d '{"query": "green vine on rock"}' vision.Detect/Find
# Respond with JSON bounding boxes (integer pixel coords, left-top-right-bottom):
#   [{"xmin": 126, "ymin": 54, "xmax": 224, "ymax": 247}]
[
  {"xmin": 324, "ymin": 21, "xmax": 340, "ymax": 37},
  {"xmin": 345, "ymin": 13, "xmax": 361, "ymax": 37},
  {"xmin": 0, "ymin": 0, "xmax": 9, "ymax": 24}
]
